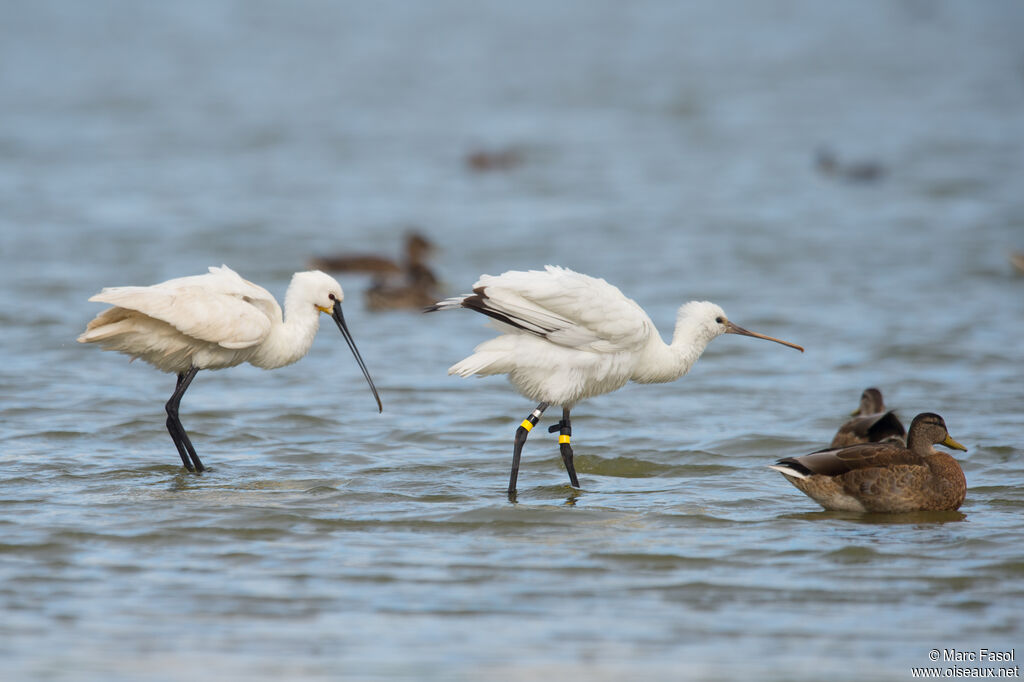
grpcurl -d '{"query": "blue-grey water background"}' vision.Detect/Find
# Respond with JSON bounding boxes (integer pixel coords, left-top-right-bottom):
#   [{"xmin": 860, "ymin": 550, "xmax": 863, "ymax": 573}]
[{"xmin": 2, "ymin": 1, "xmax": 1023, "ymax": 680}]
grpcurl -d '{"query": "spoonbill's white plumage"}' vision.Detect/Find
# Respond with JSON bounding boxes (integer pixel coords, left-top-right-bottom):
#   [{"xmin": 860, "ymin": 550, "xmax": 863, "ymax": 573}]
[
  {"xmin": 78, "ymin": 265, "xmax": 382, "ymax": 472},
  {"xmin": 427, "ymin": 265, "xmax": 804, "ymax": 497}
]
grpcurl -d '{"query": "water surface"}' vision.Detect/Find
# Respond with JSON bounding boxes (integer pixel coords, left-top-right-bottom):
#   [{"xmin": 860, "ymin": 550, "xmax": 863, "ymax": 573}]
[{"xmin": 1, "ymin": 2, "xmax": 1023, "ymax": 680}]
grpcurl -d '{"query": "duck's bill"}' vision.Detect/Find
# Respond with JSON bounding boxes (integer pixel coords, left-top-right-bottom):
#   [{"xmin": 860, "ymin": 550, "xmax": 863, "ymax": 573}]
[
  {"xmin": 725, "ymin": 321, "xmax": 804, "ymax": 352},
  {"xmin": 332, "ymin": 301, "xmax": 383, "ymax": 413},
  {"xmin": 942, "ymin": 434, "xmax": 968, "ymax": 452}
]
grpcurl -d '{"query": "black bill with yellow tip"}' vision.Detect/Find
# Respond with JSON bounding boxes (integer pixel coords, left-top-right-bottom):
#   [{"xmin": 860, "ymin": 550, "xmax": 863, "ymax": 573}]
[{"xmin": 331, "ymin": 300, "xmax": 383, "ymax": 413}]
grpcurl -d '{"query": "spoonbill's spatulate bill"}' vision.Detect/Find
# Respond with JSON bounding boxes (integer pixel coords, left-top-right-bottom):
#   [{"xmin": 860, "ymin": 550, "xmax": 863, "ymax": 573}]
[
  {"xmin": 426, "ymin": 265, "xmax": 804, "ymax": 497},
  {"xmin": 78, "ymin": 265, "xmax": 382, "ymax": 472},
  {"xmin": 770, "ymin": 412, "xmax": 967, "ymax": 512}
]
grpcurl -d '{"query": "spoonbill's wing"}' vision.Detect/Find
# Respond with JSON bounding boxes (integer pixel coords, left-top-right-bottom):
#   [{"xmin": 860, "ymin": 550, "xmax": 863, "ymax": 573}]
[
  {"xmin": 87, "ymin": 265, "xmax": 277, "ymax": 349},
  {"xmin": 447, "ymin": 265, "xmax": 656, "ymax": 353}
]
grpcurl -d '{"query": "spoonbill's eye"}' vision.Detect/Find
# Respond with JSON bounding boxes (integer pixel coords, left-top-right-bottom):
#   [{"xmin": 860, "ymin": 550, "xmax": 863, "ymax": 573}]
[
  {"xmin": 328, "ymin": 293, "xmax": 337, "ymax": 301},
  {"xmin": 715, "ymin": 316, "xmax": 724, "ymax": 324}
]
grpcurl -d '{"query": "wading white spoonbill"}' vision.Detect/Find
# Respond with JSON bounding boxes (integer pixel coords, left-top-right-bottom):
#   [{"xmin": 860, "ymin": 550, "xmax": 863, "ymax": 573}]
[
  {"xmin": 426, "ymin": 265, "xmax": 804, "ymax": 497},
  {"xmin": 78, "ymin": 265, "xmax": 382, "ymax": 472}
]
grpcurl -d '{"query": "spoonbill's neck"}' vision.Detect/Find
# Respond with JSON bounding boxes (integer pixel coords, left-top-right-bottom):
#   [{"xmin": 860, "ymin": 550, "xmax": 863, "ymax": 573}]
[
  {"xmin": 249, "ymin": 287, "xmax": 322, "ymax": 370},
  {"xmin": 632, "ymin": 311, "xmax": 719, "ymax": 384}
]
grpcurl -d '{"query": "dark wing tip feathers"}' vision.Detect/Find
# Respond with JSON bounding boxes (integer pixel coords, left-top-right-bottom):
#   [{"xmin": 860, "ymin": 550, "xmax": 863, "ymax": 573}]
[
  {"xmin": 774, "ymin": 457, "xmax": 815, "ymax": 477},
  {"xmin": 462, "ymin": 290, "xmax": 535, "ymax": 334},
  {"xmin": 775, "ymin": 449, "xmax": 861, "ymax": 478},
  {"xmin": 425, "ymin": 285, "xmax": 556, "ymax": 339},
  {"xmin": 464, "ymin": 287, "xmax": 561, "ymax": 338},
  {"xmin": 422, "ymin": 288, "xmax": 479, "ymax": 314}
]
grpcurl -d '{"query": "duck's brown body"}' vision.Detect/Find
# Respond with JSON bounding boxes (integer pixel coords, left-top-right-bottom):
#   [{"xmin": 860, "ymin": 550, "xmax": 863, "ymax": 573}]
[
  {"xmin": 310, "ymin": 232, "xmax": 441, "ymax": 311},
  {"xmin": 310, "ymin": 232, "xmax": 435, "ymax": 277},
  {"xmin": 772, "ymin": 413, "xmax": 967, "ymax": 512}
]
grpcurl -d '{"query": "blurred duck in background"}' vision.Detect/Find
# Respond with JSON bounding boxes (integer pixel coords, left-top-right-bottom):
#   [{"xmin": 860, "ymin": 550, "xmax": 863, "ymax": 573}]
[
  {"xmin": 310, "ymin": 230, "xmax": 441, "ymax": 311},
  {"xmin": 365, "ymin": 262, "xmax": 441, "ymax": 311},
  {"xmin": 815, "ymin": 147, "xmax": 886, "ymax": 183},
  {"xmin": 830, "ymin": 387, "xmax": 906, "ymax": 448},
  {"xmin": 311, "ymin": 230, "xmax": 435, "ymax": 278},
  {"xmin": 464, "ymin": 146, "xmax": 524, "ymax": 172},
  {"xmin": 1009, "ymin": 250, "xmax": 1024, "ymax": 275}
]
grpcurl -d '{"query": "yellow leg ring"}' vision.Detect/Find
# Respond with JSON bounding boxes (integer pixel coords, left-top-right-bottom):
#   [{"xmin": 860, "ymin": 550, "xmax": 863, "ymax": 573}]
[
  {"xmin": 558, "ymin": 435, "xmax": 571, "ymax": 444},
  {"xmin": 520, "ymin": 420, "xmax": 534, "ymax": 431}
]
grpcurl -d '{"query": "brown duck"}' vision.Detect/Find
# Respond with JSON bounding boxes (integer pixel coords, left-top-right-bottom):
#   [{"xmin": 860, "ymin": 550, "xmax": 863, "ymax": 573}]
[
  {"xmin": 1010, "ymin": 250, "xmax": 1024, "ymax": 275},
  {"xmin": 310, "ymin": 231, "xmax": 441, "ymax": 311},
  {"xmin": 830, "ymin": 387, "xmax": 905, "ymax": 448},
  {"xmin": 365, "ymin": 263, "xmax": 441, "ymax": 311},
  {"xmin": 309, "ymin": 231, "xmax": 436, "ymax": 282},
  {"xmin": 815, "ymin": 147, "xmax": 886, "ymax": 183},
  {"xmin": 770, "ymin": 413, "xmax": 967, "ymax": 512}
]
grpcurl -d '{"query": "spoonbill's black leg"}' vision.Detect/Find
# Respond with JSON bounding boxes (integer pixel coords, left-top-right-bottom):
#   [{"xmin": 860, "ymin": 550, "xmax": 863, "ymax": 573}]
[
  {"xmin": 548, "ymin": 407, "xmax": 580, "ymax": 488},
  {"xmin": 165, "ymin": 367, "xmax": 204, "ymax": 473},
  {"xmin": 509, "ymin": 402, "xmax": 548, "ymax": 498}
]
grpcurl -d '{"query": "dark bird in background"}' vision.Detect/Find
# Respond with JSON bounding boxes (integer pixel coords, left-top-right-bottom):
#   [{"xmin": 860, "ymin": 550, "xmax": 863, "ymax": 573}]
[
  {"xmin": 310, "ymin": 231, "xmax": 435, "ymax": 278},
  {"xmin": 815, "ymin": 147, "xmax": 886, "ymax": 183},
  {"xmin": 310, "ymin": 231, "xmax": 441, "ymax": 311},
  {"xmin": 365, "ymin": 262, "xmax": 441, "ymax": 311},
  {"xmin": 1009, "ymin": 251, "xmax": 1024, "ymax": 275},
  {"xmin": 830, "ymin": 387, "xmax": 906, "ymax": 448},
  {"xmin": 464, "ymin": 146, "xmax": 524, "ymax": 172}
]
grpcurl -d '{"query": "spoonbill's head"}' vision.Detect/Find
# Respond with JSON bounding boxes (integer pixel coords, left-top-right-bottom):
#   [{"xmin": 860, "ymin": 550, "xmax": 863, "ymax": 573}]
[
  {"xmin": 682, "ymin": 301, "xmax": 804, "ymax": 352},
  {"xmin": 296, "ymin": 270, "xmax": 383, "ymax": 413},
  {"xmin": 289, "ymin": 270, "xmax": 345, "ymax": 313}
]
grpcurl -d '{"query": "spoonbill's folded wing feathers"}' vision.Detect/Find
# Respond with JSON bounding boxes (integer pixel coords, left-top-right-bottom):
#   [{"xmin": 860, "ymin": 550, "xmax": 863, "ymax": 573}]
[
  {"xmin": 469, "ymin": 266, "xmax": 655, "ymax": 353},
  {"xmin": 87, "ymin": 266, "xmax": 276, "ymax": 349}
]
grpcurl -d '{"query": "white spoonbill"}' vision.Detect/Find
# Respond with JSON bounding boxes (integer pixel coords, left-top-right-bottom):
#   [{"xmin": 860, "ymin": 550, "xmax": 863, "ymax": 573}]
[
  {"xmin": 78, "ymin": 265, "xmax": 382, "ymax": 472},
  {"xmin": 426, "ymin": 265, "xmax": 803, "ymax": 496}
]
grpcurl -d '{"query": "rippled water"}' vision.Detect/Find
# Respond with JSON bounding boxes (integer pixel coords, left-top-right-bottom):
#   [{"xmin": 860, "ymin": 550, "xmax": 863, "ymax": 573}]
[{"xmin": 2, "ymin": 1, "xmax": 1023, "ymax": 680}]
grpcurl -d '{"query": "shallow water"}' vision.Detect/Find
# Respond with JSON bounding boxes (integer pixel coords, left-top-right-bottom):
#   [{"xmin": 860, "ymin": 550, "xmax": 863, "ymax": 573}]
[{"xmin": 2, "ymin": 1, "xmax": 1023, "ymax": 680}]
